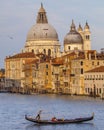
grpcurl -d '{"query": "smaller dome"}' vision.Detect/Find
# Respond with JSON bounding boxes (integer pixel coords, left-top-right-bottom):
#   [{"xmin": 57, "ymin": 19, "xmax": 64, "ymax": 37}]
[
  {"xmin": 64, "ymin": 31, "xmax": 83, "ymax": 44},
  {"xmin": 64, "ymin": 20, "xmax": 83, "ymax": 44}
]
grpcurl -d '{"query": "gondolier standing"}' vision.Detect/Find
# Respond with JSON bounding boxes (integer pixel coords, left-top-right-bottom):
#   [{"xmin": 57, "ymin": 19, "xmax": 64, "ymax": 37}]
[{"xmin": 35, "ymin": 110, "xmax": 42, "ymax": 120}]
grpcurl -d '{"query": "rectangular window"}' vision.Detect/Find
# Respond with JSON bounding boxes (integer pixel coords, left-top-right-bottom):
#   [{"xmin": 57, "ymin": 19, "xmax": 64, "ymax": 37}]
[
  {"xmin": 36, "ymin": 64, "xmax": 38, "ymax": 69},
  {"xmin": 85, "ymin": 88, "xmax": 87, "ymax": 93},
  {"xmin": 64, "ymin": 82, "xmax": 68, "ymax": 87},
  {"xmin": 88, "ymin": 88, "xmax": 89, "ymax": 93},
  {"xmin": 97, "ymin": 62, "xmax": 99, "ymax": 65},
  {"xmin": 46, "ymin": 64, "xmax": 48, "ymax": 68},
  {"xmin": 99, "ymin": 88, "xmax": 101, "ymax": 94},
  {"xmin": 80, "ymin": 61, "xmax": 83, "ymax": 66},
  {"xmin": 92, "ymin": 61, "xmax": 94, "ymax": 65},
  {"xmin": 81, "ymin": 68, "xmax": 83, "ymax": 74}
]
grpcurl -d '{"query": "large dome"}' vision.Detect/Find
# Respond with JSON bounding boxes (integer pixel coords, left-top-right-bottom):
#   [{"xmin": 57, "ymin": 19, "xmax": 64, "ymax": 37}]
[
  {"xmin": 26, "ymin": 3, "xmax": 59, "ymax": 42},
  {"xmin": 64, "ymin": 20, "xmax": 83, "ymax": 44},
  {"xmin": 26, "ymin": 23, "xmax": 59, "ymax": 42}
]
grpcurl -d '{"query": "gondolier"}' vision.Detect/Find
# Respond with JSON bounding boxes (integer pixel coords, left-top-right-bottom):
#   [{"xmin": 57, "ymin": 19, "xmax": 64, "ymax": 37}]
[{"xmin": 35, "ymin": 110, "xmax": 42, "ymax": 120}]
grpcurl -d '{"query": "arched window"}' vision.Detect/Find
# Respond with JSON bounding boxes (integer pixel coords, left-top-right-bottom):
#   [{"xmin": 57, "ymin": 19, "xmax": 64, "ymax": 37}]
[
  {"xmin": 86, "ymin": 35, "xmax": 90, "ymax": 40},
  {"xmin": 32, "ymin": 49, "xmax": 34, "ymax": 53},
  {"xmin": 43, "ymin": 49, "xmax": 46, "ymax": 54},
  {"xmin": 48, "ymin": 49, "xmax": 51, "ymax": 56},
  {"xmin": 68, "ymin": 46, "xmax": 70, "ymax": 50}
]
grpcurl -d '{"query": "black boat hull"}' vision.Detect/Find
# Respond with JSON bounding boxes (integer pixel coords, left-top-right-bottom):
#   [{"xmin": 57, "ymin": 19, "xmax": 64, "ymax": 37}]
[{"xmin": 25, "ymin": 113, "xmax": 94, "ymax": 124}]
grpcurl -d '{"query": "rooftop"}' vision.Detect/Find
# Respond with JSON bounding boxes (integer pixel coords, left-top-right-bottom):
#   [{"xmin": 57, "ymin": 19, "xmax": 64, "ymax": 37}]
[
  {"xmin": 6, "ymin": 52, "xmax": 36, "ymax": 59},
  {"xmin": 85, "ymin": 66, "xmax": 104, "ymax": 73}
]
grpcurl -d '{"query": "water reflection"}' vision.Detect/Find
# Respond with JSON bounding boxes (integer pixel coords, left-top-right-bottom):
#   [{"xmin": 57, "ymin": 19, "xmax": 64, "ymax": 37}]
[{"xmin": 25, "ymin": 122, "xmax": 97, "ymax": 130}]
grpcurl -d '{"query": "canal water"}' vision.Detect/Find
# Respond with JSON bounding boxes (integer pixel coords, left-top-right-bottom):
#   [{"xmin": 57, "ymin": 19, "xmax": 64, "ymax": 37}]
[{"xmin": 0, "ymin": 93, "xmax": 104, "ymax": 130}]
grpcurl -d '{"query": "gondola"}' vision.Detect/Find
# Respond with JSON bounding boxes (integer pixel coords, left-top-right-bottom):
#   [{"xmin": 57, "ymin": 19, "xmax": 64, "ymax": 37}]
[{"xmin": 25, "ymin": 113, "xmax": 94, "ymax": 124}]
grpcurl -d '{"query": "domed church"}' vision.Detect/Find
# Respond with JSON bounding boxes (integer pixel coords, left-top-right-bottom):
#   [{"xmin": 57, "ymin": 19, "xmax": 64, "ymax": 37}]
[
  {"xmin": 23, "ymin": 3, "xmax": 61, "ymax": 58},
  {"xmin": 23, "ymin": 3, "xmax": 91, "ymax": 56},
  {"xmin": 5, "ymin": 3, "xmax": 92, "ymax": 94}
]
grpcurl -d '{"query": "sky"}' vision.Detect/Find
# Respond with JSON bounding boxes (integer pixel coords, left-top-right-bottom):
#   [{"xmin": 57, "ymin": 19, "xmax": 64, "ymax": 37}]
[{"xmin": 0, "ymin": 0, "xmax": 104, "ymax": 68}]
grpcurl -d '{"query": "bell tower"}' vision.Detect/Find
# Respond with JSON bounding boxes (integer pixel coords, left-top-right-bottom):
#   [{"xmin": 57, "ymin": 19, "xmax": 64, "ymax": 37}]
[{"xmin": 83, "ymin": 22, "xmax": 91, "ymax": 50}]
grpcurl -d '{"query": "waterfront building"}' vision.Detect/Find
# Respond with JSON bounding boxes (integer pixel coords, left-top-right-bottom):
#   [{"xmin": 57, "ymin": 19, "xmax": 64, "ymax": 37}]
[
  {"xmin": 84, "ymin": 66, "xmax": 104, "ymax": 97},
  {"xmin": 71, "ymin": 50, "xmax": 104, "ymax": 95},
  {"xmin": 51, "ymin": 57, "xmax": 64, "ymax": 93},
  {"xmin": 51, "ymin": 52, "xmax": 77, "ymax": 94},
  {"xmin": 22, "ymin": 59, "xmax": 39, "ymax": 94},
  {"xmin": 22, "ymin": 53, "xmax": 53, "ymax": 94},
  {"xmin": 5, "ymin": 52, "xmax": 36, "ymax": 93},
  {"xmin": 22, "ymin": 53, "xmax": 54, "ymax": 93},
  {"xmin": 38, "ymin": 58, "xmax": 52, "ymax": 93}
]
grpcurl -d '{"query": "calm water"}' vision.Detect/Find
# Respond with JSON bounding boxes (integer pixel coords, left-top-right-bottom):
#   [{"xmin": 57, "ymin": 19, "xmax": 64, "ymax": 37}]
[{"xmin": 0, "ymin": 93, "xmax": 104, "ymax": 130}]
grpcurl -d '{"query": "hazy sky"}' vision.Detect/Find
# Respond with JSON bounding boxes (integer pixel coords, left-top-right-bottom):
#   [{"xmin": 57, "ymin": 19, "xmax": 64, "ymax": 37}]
[{"xmin": 0, "ymin": 0, "xmax": 104, "ymax": 68}]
